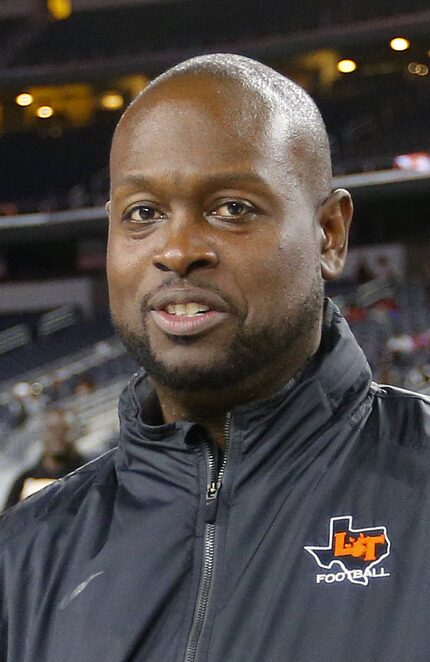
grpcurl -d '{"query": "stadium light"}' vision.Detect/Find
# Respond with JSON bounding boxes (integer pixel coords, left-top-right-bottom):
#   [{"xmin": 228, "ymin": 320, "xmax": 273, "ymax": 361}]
[
  {"xmin": 390, "ymin": 37, "xmax": 410, "ymax": 52},
  {"xmin": 16, "ymin": 93, "xmax": 34, "ymax": 107},
  {"xmin": 408, "ymin": 62, "xmax": 429, "ymax": 76},
  {"xmin": 47, "ymin": 0, "xmax": 72, "ymax": 21},
  {"xmin": 101, "ymin": 92, "xmax": 124, "ymax": 111},
  {"xmin": 337, "ymin": 59, "xmax": 357, "ymax": 74},
  {"xmin": 36, "ymin": 105, "xmax": 54, "ymax": 119}
]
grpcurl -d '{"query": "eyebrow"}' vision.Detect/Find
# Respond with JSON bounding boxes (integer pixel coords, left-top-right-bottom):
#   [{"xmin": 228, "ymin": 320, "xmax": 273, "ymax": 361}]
[
  {"xmin": 112, "ymin": 171, "xmax": 271, "ymax": 194},
  {"xmin": 113, "ymin": 174, "xmax": 152, "ymax": 192}
]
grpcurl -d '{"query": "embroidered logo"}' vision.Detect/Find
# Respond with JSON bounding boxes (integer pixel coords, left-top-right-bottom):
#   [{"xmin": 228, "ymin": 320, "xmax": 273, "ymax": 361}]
[{"xmin": 304, "ymin": 516, "xmax": 391, "ymax": 586}]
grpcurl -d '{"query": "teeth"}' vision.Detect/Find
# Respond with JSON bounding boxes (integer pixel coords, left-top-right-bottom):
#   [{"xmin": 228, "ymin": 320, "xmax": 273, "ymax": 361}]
[
  {"xmin": 166, "ymin": 303, "xmax": 186, "ymax": 316},
  {"xmin": 166, "ymin": 303, "xmax": 210, "ymax": 316}
]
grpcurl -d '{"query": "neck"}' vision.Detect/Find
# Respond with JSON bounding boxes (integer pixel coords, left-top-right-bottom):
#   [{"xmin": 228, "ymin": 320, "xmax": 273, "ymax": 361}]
[
  {"xmin": 42, "ymin": 453, "xmax": 69, "ymax": 472},
  {"xmin": 152, "ymin": 334, "xmax": 319, "ymax": 448}
]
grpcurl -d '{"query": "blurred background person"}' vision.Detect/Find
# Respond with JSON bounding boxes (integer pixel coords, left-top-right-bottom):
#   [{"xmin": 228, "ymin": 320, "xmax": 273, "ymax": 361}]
[{"xmin": 4, "ymin": 407, "xmax": 84, "ymax": 508}]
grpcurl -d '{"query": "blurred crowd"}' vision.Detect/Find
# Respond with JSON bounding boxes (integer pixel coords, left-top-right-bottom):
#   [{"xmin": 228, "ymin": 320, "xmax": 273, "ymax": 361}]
[
  {"xmin": 1, "ymin": 267, "xmax": 429, "ymax": 510},
  {"xmin": 3, "ymin": 373, "xmax": 95, "ymax": 435}
]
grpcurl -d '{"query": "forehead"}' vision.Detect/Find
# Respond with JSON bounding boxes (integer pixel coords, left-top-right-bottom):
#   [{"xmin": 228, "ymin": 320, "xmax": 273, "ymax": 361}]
[
  {"xmin": 117, "ymin": 74, "xmax": 268, "ymax": 138},
  {"xmin": 110, "ymin": 76, "xmax": 295, "ymax": 187}
]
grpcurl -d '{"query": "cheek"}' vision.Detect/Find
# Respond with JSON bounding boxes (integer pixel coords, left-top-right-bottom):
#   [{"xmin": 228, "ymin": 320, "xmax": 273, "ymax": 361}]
[
  {"xmin": 241, "ymin": 234, "xmax": 319, "ymax": 320},
  {"xmin": 107, "ymin": 229, "xmax": 145, "ymax": 283},
  {"xmin": 106, "ymin": 236, "xmax": 146, "ymax": 314},
  {"xmin": 277, "ymin": 224, "xmax": 321, "ymax": 277}
]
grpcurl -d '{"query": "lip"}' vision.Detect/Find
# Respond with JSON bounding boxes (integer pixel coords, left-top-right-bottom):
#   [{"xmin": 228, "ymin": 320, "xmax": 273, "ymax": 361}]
[{"xmin": 150, "ymin": 309, "xmax": 228, "ymax": 336}]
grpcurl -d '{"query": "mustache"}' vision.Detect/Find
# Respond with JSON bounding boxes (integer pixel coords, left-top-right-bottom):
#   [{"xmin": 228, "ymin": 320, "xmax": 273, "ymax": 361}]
[{"xmin": 139, "ymin": 277, "xmax": 240, "ymax": 316}]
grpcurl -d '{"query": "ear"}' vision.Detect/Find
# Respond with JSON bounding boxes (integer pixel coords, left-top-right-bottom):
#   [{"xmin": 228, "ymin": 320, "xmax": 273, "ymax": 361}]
[
  {"xmin": 105, "ymin": 200, "xmax": 112, "ymax": 227},
  {"xmin": 317, "ymin": 188, "xmax": 353, "ymax": 281}
]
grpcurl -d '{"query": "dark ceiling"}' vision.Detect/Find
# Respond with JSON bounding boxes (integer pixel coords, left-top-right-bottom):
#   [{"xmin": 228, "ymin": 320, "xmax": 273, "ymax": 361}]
[
  {"xmin": 1, "ymin": 0, "xmax": 430, "ymax": 214},
  {"xmin": 1, "ymin": 0, "xmax": 430, "ymax": 81}
]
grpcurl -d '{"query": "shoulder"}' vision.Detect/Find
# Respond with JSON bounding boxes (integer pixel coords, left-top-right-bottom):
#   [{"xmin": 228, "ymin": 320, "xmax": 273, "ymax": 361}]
[
  {"xmin": 0, "ymin": 449, "xmax": 117, "ymax": 548},
  {"xmin": 373, "ymin": 382, "xmax": 430, "ymax": 404},
  {"xmin": 370, "ymin": 382, "xmax": 430, "ymax": 448}
]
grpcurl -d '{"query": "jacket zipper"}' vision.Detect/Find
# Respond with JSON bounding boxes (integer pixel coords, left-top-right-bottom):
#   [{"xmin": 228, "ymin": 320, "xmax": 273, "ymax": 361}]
[{"xmin": 184, "ymin": 412, "xmax": 232, "ymax": 662}]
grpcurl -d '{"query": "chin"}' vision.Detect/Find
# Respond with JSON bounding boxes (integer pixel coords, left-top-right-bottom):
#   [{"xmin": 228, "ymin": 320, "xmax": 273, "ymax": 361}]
[{"xmin": 148, "ymin": 354, "xmax": 236, "ymax": 391}]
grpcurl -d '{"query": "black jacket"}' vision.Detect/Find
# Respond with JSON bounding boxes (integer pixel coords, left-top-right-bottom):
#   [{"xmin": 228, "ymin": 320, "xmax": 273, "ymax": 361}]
[{"xmin": 1, "ymin": 300, "xmax": 430, "ymax": 662}]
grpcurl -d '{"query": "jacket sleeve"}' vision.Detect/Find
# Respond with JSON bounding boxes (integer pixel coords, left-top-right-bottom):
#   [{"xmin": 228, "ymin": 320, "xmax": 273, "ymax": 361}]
[
  {"xmin": 0, "ymin": 615, "xmax": 7, "ymax": 662},
  {"xmin": 0, "ymin": 549, "xmax": 7, "ymax": 662}
]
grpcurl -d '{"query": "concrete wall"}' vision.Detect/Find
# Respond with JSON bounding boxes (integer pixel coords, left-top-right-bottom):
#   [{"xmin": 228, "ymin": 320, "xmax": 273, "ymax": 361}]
[{"xmin": 0, "ymin": 278, "xmax": 94, "ymax": 317}]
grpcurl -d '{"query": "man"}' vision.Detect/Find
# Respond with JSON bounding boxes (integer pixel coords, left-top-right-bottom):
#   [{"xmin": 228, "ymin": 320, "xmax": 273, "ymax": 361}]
[
  {"xmin": 1, "ymin": 54, "xmax": 429, "ymax": 661},
  {"xmin": 4, "ymin": 408, "xmax": 84, "ymax": 509}
]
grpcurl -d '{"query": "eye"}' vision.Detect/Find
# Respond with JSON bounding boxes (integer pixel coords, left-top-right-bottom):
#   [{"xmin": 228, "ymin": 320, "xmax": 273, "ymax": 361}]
[
  {"xmin": 208, "ymin": 200, "xmax": 256, "ymax": 220},
  {"xmin": 123, "ymin": 204, "xmax": 165, "ymax": 223}
]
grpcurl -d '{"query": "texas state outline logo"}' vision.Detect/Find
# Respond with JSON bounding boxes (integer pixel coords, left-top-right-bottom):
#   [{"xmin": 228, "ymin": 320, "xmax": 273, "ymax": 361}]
[{"xmin": 304, "ymin": 515, "xmax": 391, "ymax": 586}]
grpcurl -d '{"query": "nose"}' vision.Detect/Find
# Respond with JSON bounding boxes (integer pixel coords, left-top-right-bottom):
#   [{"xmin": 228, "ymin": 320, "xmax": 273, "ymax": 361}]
[{"xmin": 152, "ymin": 217, "xmax": 218, "ymax": 277}]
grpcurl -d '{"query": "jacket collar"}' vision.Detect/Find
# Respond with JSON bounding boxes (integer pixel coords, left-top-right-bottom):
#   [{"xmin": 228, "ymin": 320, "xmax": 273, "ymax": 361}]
[{"xmin": 116, "ymin": 298, "xmax": 372, "ymax": 466}]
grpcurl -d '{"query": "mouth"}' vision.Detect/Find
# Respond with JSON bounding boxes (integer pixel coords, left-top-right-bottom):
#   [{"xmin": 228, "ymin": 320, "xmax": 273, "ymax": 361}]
[{"xmin": 149, "ymin": 289, "xmax": 229, "ymax": 337}]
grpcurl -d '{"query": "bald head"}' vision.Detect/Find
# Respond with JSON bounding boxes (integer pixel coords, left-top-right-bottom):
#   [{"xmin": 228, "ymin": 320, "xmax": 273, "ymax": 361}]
[{"xmin": 112, "ymin": 54, "xmax": 332, "ymax": 206}]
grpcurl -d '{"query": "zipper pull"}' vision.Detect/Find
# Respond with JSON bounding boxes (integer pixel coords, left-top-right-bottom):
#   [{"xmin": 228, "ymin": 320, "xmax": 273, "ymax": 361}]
[
  {"xmin": 207, "ymin": 481, "xmax": 217, "ymax": 498},
  {"xmin": 205, "ymin": 481, "xmax": 220, "ymax": 523}
]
